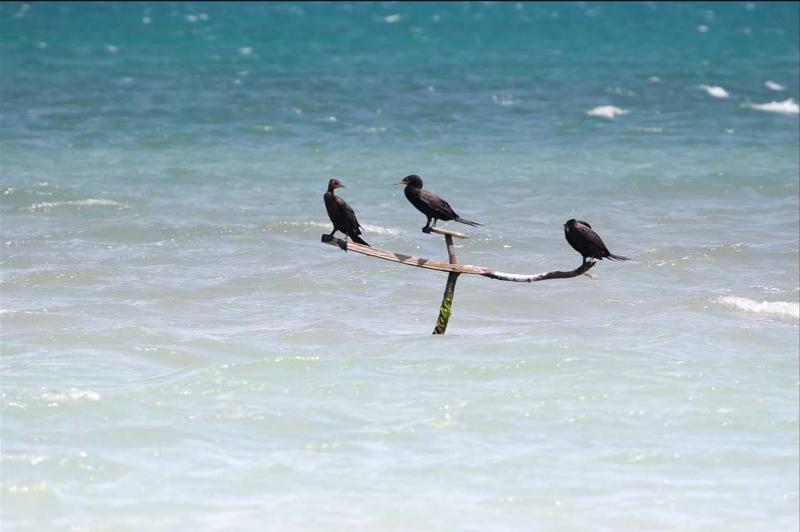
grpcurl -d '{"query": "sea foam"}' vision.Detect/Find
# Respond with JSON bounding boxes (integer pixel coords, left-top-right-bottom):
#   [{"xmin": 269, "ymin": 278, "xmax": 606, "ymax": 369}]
[
  {"xmin": 586, "ymin": 105, "xmax": 629, "ymax": 118},
  {"xmin": 266, "ymin": 221, "xmax": 402, "ymax": 236},
  {"xmin": 41, "ymin": 389, "xmax": 101, "ymax": 402},
  {"xmin": 744, "ymin": 99, "xmax": 799, "ymax": 115},
  {"xmin": 23, "ymin": 199, "xmax": 129, "ymax": 212},
  {"xmin": 717, "ymin": 296, "xmax": 799, "ymax": 320},
  {"xmin": 764, "ymin": 80, "xmax": 785, "ymax": 91},
  {"xmin": 360, "ymin": 224, "xmax": 402, "ymax": 236},
  {"xmin": 699, "ymin": 85, "xmax": 729, "ymax": 98}
]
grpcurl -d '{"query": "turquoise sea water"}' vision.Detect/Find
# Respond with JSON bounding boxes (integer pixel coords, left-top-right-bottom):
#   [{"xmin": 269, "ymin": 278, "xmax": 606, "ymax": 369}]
[{"xmin": 1, "ymin": 2, "xmax": 799, "ymax": 530}]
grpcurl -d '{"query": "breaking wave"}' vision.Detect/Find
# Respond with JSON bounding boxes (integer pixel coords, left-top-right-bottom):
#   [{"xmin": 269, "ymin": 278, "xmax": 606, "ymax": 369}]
[
  {"xmin": 40, "ymin": 388, "xmax": 101, "ymax": 402},
  {"xmin": 744, "ymin": 99, "xmax": 799, "ymax": 115},
  {"xmin": 717, "ymin": 296, "xmax": 799, "ymax": 320},
  {"xmin": 360, "ymin": 223, "xmax": 402, "ymax": 236},
  {"xmin": 699, "ymin": 85, "xmax": 729, "ymax": 98},
  {"xmin": 22, "ymin": 199, "xmax": 129, "ymax": 212},
  {"xmin": 586, "ymin": 105, "xmax": 629, "ymax": 118},
  {"xmin": 264, "ymin": 220, "xmax": 402, "ymax": 236}
]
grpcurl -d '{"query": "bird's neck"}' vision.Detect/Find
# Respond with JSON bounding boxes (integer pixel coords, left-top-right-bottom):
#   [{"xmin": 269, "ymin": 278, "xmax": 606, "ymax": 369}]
[{"xmin": 327, "ymin": 187, "xmax": 336, "ymax": 195}]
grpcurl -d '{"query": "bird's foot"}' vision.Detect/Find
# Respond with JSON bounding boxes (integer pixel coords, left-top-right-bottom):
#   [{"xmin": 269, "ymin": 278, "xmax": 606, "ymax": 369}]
[{"xmin": 422, "ymin": 226, "xmax": 431, "ymax": 234}]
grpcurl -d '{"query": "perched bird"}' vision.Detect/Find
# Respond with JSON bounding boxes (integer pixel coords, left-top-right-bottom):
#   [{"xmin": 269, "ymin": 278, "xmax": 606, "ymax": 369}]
[
  {"xmin": 394, "ymin": 174, "xmax": 482, "ymax": 232},
  {"xmin": 323, "ymin": 179, "xmax": 369, "ymax": 246},
  {"xmin": 564, "ymin": 219, "xmax": 629, "ymax": 264}
]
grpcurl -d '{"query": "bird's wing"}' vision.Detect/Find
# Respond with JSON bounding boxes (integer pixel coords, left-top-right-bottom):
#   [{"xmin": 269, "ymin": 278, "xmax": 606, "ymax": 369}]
[
  {"xmin": 577, "ymin": 220, "xmax": 592, "ymax": 229},
  {"xmin": 417, "ymin": 189, "xmax": 436, "ymax": 205},
  {"xmin": 421, "ymin": 190, "xmax": 458, "ymax": 218},
  {"xmin": 577, "ymin": 224, "xmax": 609, "ymax": 254},
  {"xmin": 438, "ymin": 198, "xmax": 455, "ymax": 214},
  {"xmin": 336, "ymin": 196, "xmax": 363, "ymax": 232}
]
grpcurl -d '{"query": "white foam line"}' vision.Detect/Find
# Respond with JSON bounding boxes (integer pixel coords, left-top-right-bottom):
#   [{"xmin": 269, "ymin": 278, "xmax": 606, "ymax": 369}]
[
  {"xmin": 699, "ymin": 84, "xmax": 729, "ymax": 98},
  {"xmin": 271, "ymin": 221, "xmax": 402, "ymax": 236},
  {"xmin": 41, "ymin": 388, "xmax": 101, "ymax": 402},
  {"xmin": 273, "ymin": 221, "xmax": 330, "ymax": 229},
  {"xmin": 22, "ymin": 199, "xmax": 129, "ymax": 212},
  {"xmin": 586, "ymin": 105, "xmax": 629, "ymax": 118},
  {"xmin": 360, "ymin": 224, "xmax": 401, "ymax": 236},
  {"xmin": 717, "ymin": 296, "xmax": 799, "ymax": 320},
  {"xmin": 744, "ymin": 99, "xmax": 799, "ymax": 115}
]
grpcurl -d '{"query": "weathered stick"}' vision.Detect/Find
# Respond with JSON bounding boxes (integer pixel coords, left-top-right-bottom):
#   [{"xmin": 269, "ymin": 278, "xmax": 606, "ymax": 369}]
[
  {"xmin": 320, "ymin": 234, "xmax": 596, "ymax": 281},
  {"xmin": 425, "ymin": 227, "xmax": 468, "ymax": 239},
  {"xmin": 320, "ymin": 234, "xmax": 488, "ymax": 274},
  {"xmin": 482, "ymin": 262, "xmax": 596, "ymax": 282}
]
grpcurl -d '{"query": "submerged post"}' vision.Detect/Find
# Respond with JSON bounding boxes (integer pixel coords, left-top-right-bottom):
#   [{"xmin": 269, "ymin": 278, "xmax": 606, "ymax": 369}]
[{"xmin": 433, "ymin": 233, "xmax": 460, "ymax": 335}]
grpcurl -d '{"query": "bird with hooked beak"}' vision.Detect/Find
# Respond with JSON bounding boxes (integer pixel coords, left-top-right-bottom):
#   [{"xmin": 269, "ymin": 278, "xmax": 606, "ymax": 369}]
[
  {"xmin": 394, "ymin": 174, "xmax": 482, "ymax": 232},
  {"xmin": 323, "ymin": 179, "xmax": 369, "ymax": 246},
  {"xmin": 563, "ymin": 219, "xmax": 629, "ymax": 265}
]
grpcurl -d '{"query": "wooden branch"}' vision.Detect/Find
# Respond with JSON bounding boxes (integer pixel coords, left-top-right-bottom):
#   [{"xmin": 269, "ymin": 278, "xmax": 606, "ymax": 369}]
[
  {"xmin": 482, "ymin": 262, "xmax": 596, "ymax": 282},
  {"xmin": 425, "ymin": 227, "xmax": 468, "ymax": 239},
  {"xmin": 321, "ymin": 234, "xmax": 596, "ymax": 281}
]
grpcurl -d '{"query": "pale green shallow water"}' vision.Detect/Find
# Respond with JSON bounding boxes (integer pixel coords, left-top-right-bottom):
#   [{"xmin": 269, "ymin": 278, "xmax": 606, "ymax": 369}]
[{"xmin": 1, "ymin": 2, "xmax": 799, "ymax": 531}]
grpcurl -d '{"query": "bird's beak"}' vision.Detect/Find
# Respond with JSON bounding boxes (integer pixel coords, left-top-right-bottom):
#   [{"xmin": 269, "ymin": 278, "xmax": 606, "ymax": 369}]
[
  {"xmin": 393, "ymin": 181, "xmax": 404, "ymax": 186},
  {"xmin": 338, "ymin": 184, "xmax": 345, "ymax": 188}
]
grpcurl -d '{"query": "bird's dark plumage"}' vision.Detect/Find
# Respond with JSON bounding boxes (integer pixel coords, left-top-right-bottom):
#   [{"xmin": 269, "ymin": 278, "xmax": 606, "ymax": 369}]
[
  {"xmin": 324, "ymin": 179, "xmax": 369, "ymax": 246},
  {"xmin": 395, "ymin": 174, "xmax": 482, "ymax": 231},
  {"xmin": 564, "ymin": 219, "xmax": 629, "ymax": 264}
]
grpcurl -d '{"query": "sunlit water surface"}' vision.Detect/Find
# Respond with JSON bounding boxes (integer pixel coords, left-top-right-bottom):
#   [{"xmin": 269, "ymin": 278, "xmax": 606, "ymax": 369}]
[{"xmin": 2, "ymin": 2, "xmax": 798, "ymax": 531}]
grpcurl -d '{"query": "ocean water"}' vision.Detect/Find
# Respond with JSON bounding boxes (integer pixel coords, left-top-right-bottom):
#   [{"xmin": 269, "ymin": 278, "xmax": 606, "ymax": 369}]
[{"xmin": 1, "ymin": 2, "xmax": 798, "ymax": 530}]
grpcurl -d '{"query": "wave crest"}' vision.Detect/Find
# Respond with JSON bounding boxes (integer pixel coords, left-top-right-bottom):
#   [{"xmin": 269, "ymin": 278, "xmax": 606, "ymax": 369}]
[
  {"xmin": 22, "ymin": 199, "xmax": 129, "ymax": 212},
  {"xmin": 717, "ymin": 296, "xmax": 799, "ymax": 320},
  {"xmin": 744, "ymin": 99, "xmax": 799, "ymax": 115},
  {"xmin": 699, "ymin": 85, "xmax": 729, "ymax": 98},
  {"xmin": 41, "ymin": 388, "xmax": 101, "ymax": 402},
  {"xmin": 586, "ymin": 105, "xmax": 629, "ymax": 118},
  {"xmin": 264, "ymin": 220, "xmax": 402, "ymax": 236}
]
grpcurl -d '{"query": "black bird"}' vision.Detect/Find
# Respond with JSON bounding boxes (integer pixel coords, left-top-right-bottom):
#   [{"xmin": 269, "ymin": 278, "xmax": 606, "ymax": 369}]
[
  {"xmin": 323, "ymin": 179, "xmax": 369, "ymax": 246},
  {"xmin": 564, "ymin": 219, "xmax": 629, "ymax": 265},
  {"xmin": 394, "ymin": 174, "xmax": 482, "ymax": 232}
]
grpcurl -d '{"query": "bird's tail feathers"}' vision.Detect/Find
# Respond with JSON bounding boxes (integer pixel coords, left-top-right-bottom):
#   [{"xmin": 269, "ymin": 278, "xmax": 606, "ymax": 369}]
[
  {"xmin": 455, "ymin": 217, "xmax": 482, "ymax": 227},
  {"xmin": 608, "ymin": 253, "xmax": 629, "ymax": 261},
  {"xmin": 350, "ymin": 234, "xmax": 370, "ymax": 247}
]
